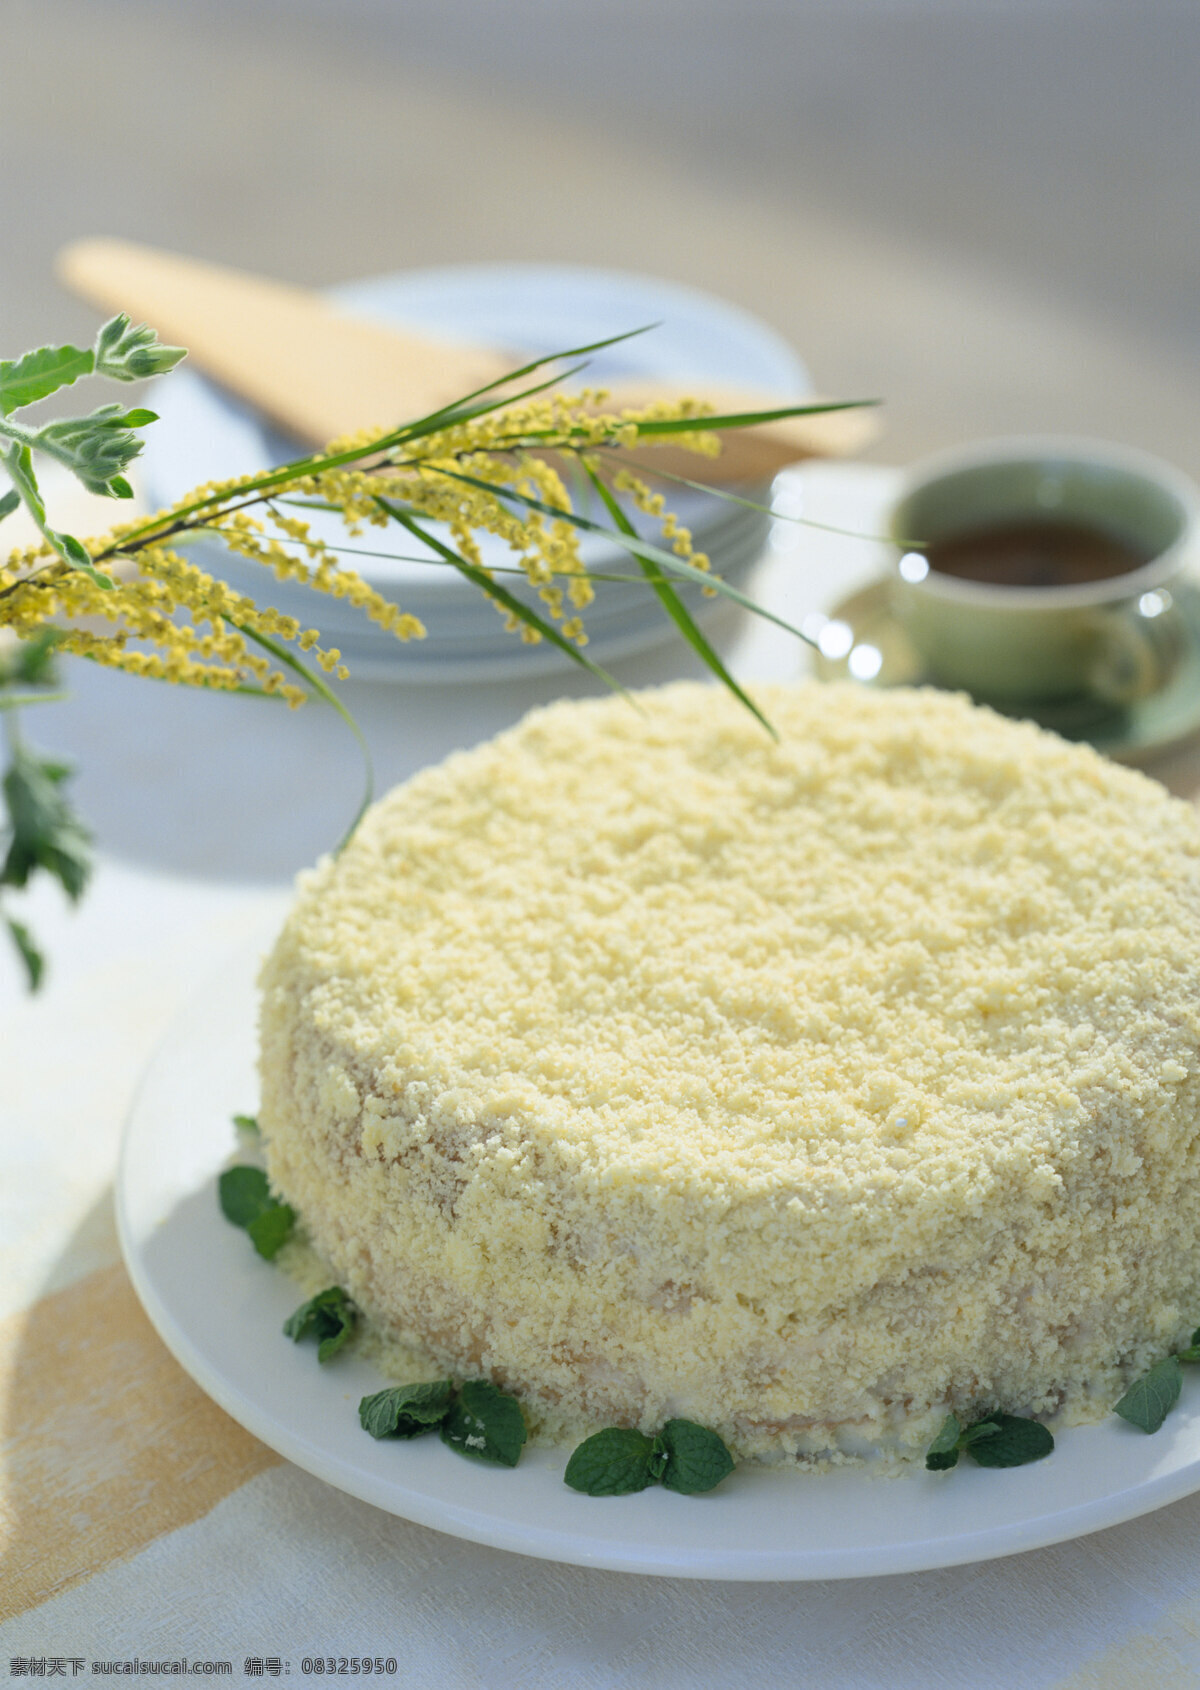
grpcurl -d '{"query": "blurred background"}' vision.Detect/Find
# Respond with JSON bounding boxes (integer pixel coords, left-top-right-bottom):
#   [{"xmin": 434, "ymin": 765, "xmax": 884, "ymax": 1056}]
[
  {"xmin": 3, "ymin": 0, "xmax": 1199, "ymax": 876},
  {"xmin": 7, "ymin": 0, "xmax": 1198, "ymax": 462}
]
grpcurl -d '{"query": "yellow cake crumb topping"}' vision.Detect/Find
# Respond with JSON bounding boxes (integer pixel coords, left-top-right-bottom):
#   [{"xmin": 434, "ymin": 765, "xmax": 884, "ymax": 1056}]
[{"xmin": 259, "ymin": 682, "xmax": 1200, "ymax": 1462}]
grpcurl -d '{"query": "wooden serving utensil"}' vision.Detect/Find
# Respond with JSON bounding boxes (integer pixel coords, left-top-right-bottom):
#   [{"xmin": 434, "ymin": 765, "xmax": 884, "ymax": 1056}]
[{"xmin": 57, "ymin": 238, "xmax": 878, "ymax": 482}]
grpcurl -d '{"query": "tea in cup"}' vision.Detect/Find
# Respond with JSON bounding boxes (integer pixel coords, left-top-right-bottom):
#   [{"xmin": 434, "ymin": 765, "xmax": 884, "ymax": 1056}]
[{"xmin": 888, "ymin": 438, "xmax": 1200, "ymax": 706}]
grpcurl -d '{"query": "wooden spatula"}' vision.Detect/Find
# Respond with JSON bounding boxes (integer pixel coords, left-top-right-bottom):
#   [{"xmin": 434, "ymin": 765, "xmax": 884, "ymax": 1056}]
[{"xmin": 57, "ymin": 238, "xmax": 877, "ymax": 481}]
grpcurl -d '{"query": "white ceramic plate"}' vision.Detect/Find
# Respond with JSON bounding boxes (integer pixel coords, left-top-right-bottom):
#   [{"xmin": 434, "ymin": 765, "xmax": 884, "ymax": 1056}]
[{"xmin": 117, "ymin": 932, "xmax": 1200, "ymax": 1580}]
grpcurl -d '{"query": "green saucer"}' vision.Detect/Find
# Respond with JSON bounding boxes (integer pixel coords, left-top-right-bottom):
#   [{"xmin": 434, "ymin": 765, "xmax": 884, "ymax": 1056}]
[{"xmin": 811, "ymin": 576, "xmax": 1200, "ymax": 762}]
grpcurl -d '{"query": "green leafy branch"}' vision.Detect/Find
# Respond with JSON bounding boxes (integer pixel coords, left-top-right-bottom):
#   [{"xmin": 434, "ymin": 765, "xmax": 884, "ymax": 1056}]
[
  {"xmin": 1, "ymin": 313, "xmax": 873, "ymax": 992},
  {"xmin": 0, "ymin": 631, "xmax": 91, "ymax": 990},
  {"xmin": 0, "ymin": 316, "xmax": 184, "ymax": 989},
  {"xmin": 0, "ymin": 314, "xmax": 184, "ymax": 578}
]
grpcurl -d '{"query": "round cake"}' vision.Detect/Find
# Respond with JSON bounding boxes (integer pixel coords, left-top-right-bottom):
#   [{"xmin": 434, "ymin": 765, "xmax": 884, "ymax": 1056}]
[{"xmin": 258, "ymin": 682, "xmax": 1200, "ymax": 1462}]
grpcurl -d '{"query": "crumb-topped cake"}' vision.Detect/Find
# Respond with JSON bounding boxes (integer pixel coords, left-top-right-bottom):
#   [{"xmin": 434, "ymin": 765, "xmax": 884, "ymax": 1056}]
[{"xmin": 258, "ymin": 683, "xmax": 1200, "ymax": 1463}]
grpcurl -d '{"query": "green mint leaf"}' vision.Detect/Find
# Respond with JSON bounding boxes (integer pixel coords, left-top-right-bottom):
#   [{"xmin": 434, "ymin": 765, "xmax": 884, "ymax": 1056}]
[
  {"xmin": 245, "ymin": 1202, "xmax": 295, "ymax": 1260},
  {"xmin": 925, "ymin": 1412, "xmax": 963, "ymax": 1471},
  {"xmin": 0, "ymin": 488, "xmax": 19, "ymax": 522},
  {"xmin": 656, "ymin": 1419, "xmax": 736, "ymax": 1494},
  {"xmin": 439, "ymin": 1379, "xmax": 526, "ymax": 1467},
  {"xmin": 1, "ymin": 739, "xmax": 92, "ymax": 900},
  {"xmin": 283, "ymin": 1286, "xmax": 358, "ymax": 1363},
  {"xmin": 964, "ymin": 1413, "xmax": 1054, "ymax": 1467},
  {"xmin": 1176, "ymin": 1329, "xmax": 1200, "ymax": 1364},
  {"xmin": 925, "ymin": 1448, "xmax": 960, "ymax": 1472},
  {"xmin": 93, "ymin": 314, "xmax": 186, "ymax": 383},
  {"xmin": 232, "ymin": 1113, "xmax": 260, "ymax": 1135},
  {"xmin": 958, "ymin": 1418, "xmax": 1002, "ymax": 1446},
  {"xmin": 1115, "ymin": 1355, "xmax": 1183, "ymax": 1434},
  {"xmin": 218, "ymin": 1165, "xmax": 272, "ymax": 1226},
  {"xmin": 34, "ymin": 404, "xmax": 155, "ymax": 498},
  {"xmin": 564, "ymin": 1428, "xmax": 660, "ymax": 1496},
  {"xmin": 217, "ymin": 1164, "xmax": 295, "ymax": 1258},
  {"xmin": 0, "ymin": 343, "xmax": 94, "ymax": 415},
  {"xmin": 359, "ymin": 1381, "xmax": 455, "ymax": 1440},
  {"xmin": 5, "ymin": 915, "xmax": 44, "ymax": 990}
]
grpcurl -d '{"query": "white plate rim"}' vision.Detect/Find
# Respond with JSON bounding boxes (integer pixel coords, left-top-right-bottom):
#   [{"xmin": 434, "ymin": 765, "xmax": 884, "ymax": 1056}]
[{"xmin": 116, "ymin": 929, "xmax": 1200, "ymax": 1582}]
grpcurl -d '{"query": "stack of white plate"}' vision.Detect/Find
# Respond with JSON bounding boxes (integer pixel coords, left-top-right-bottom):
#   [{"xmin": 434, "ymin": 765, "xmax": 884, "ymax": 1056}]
[{"xmin": 138, "ymin": 265, "xmax": 811, "ymax": 681}]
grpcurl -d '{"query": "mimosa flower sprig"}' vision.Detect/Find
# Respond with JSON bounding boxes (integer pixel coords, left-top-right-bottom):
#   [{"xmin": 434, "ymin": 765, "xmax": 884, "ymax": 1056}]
[{"xmin": 0, "ymin": 313, "xmax": 867, "ymax": 986}]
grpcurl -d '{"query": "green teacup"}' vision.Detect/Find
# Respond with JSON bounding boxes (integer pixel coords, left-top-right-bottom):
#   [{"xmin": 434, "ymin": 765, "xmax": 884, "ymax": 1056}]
[{"xmin": 889, "ymin": 438, "xmax": 1200, "ymax": 706}]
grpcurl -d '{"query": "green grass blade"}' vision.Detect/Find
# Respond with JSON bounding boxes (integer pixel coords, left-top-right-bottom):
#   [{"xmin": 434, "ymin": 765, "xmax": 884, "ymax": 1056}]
[
  {"xmin": 502, "ymin": 397, "xmax": 878, "ymax": 450},
  {"xmin": 96, "ymin": 357, "xmax": 613, "ymax": 562},
  {"xmin": 379, "ymin": 501, "xmax": 630, "ymax": 698},
  {"xmin": 589, "ymin": 448, "xmax": 891, "ymax": 541},
  {"xmin": 385, "ymin": 324, "xmax": 658, "ymax": 439},
  {"xmin": 423, "ymin": 464, "xmax": 817, "ymax": 647},
  {"xmin": 209, "ymin": 522, "xmax": 655, "ymax": 585},
  {"xmin": 606, "ymin": 398, "xmax": 880, "ymax": 437},
  {"xmin": 581, "ymin": 459, "xmax": 775, "ymax": 739},
  {"xmin": 233, "ymin": 624, "xmax": 373, "ymax": 852},
  {"xmin": 98, "ymin": 368, "xmax": 865, "ymax": 565},
  {"xmin": 388, "ymin": 359, "xmax": 603, "ymax": 447},
  {"xmin": 0, "ymin": 690, "xmax": 68, "ymax": 711}
]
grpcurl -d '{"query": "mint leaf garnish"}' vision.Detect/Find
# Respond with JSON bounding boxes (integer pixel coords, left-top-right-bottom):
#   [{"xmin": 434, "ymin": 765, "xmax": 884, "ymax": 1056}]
[
  {"xmin": 245, "ymin": 1205, "xmax": 293, "ymax": 1259},
  {"xmin": 1115, "ymin": 1355, "xmax": 1183, "ymax": 1434},
  {"xmin": 439, "ymin": 1379, "xmax": 526, "ymax": 1467},
  {"xmin": 359, "ymin": 1381, "xmax": 456, "ymax": 1440},
  {"xmin": 1176, "ymin": 1329, "xmax": 1200, "ymax": 1364},
  {"xmin": 656, "ymin": 1419, "xmax": 736, "ymax": 1494},
  {"xmin": 283, "ymin": 1286, "xmax": 358, "ymax": 1363},
  {"xmin": 218, "ymin": 1166, "xmax": 272, "ymax": 1226},
  {"xmin": 217, "ymin": 1164, "xmax": 295, "ymax": 1259},
  {"xmin": 926, "ymin": 1410, "xmax": 1052, "ymax": 1471},
  {"xmin": 925, "ymin": 1412, "xmax": 963, "ymax": 1471},
  {"xmin": 964, "ymin": 1412, "xmax": 1054, "ymax": 1467},
  {"xmin": 232, "ymin": 1113, "xmax": 260, "ymax": 1135},
  {"xmin": 356, "ymin": 1378, "xmax": 524, "ymax": 1462},
  {"xmin": 564, "ymin": 1419, "xmax": 736, "ymax": 1497},
  {"xmin": 564, "ymin": 1428, "xmax": 660, "ymax": 1496},
  {"xmin": 958, "ymin": 1418, "xmax": 1001, "ymax": 1447}
]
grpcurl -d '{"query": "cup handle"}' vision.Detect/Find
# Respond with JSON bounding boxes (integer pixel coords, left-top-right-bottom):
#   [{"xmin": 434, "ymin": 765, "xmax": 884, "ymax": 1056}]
[{"xmin": 1088, "ymin": 603, "xmax": 1178, "ymax": 705}]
